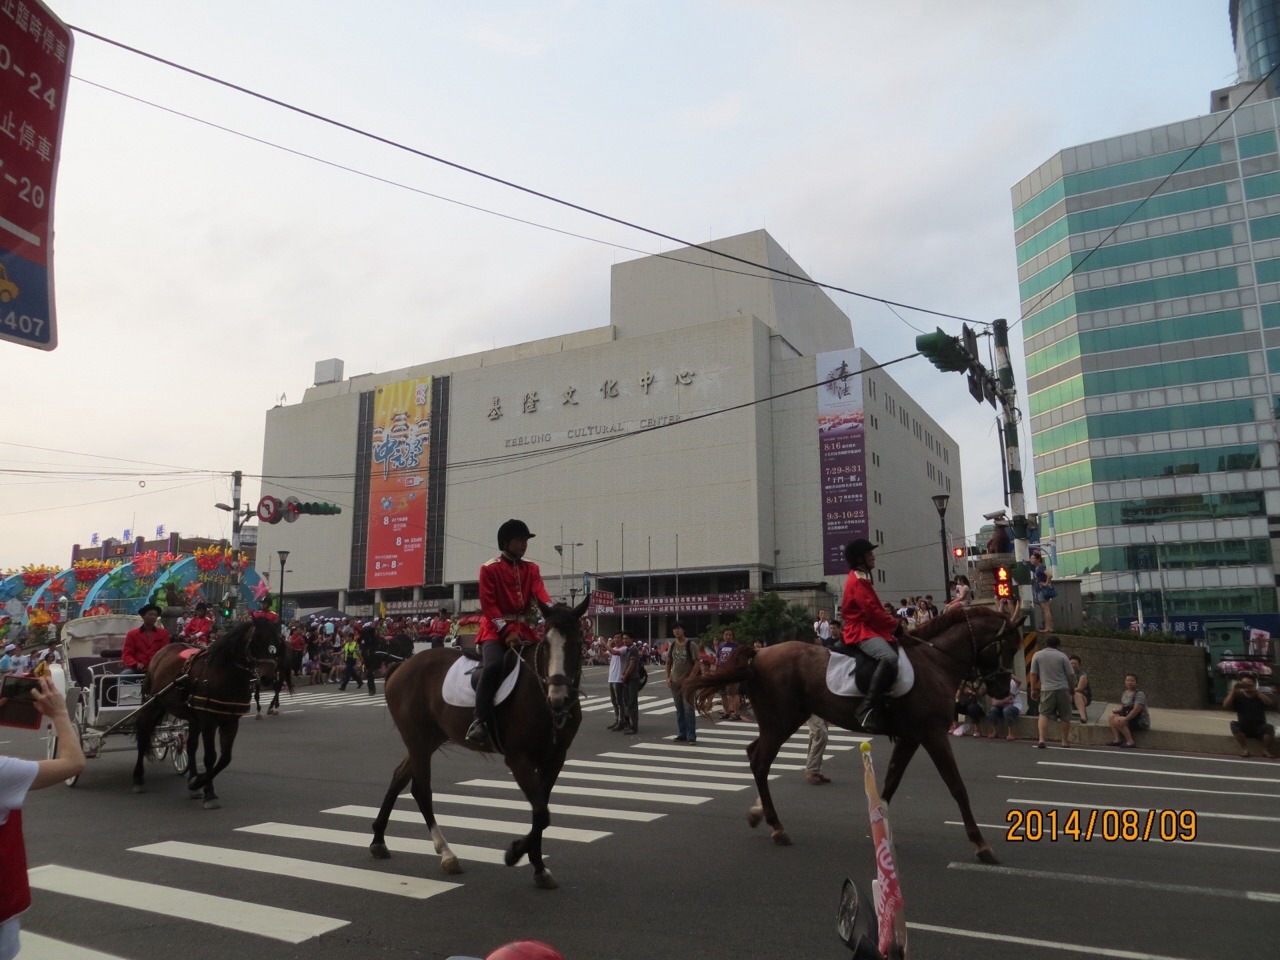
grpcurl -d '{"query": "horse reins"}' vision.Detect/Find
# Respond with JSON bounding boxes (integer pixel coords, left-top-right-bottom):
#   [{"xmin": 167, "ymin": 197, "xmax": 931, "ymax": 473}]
[{"xmin": 913, "ymin": 609, "xmax": 1012, "ymax": 686}]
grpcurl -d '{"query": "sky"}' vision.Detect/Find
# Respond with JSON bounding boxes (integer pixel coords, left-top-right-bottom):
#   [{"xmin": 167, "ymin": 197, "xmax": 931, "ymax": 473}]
[{"xmin": 0, "ymin": 0, "xmax": 1241, "ymax": 571}]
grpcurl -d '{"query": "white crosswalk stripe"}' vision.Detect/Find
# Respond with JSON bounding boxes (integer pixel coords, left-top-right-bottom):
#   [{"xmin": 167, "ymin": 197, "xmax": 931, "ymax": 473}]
[
  {"xmin": 235, "ymin": 821, "xmax": 521, "ymax": 866},
  {"xmin": 459, "ymin": 778, "xmax": 713, "ymax": 804},
  {"xmin": 425, "ymin": 793, "xmax": 664, "ymax": 821},
  {"xmin": 27, "ymin": 864, "xmax": 349, "ymax": 943},
  {"xmin": 320, "ymin": 804, "xmax": 611, "ymax": 841},
  {"xmin": 565, "ymin": 758, "xmax": 769, "ymax": 780},
  {"xmin": 21, "ymin": 933, "xmax": 131, "ymax": 960}
]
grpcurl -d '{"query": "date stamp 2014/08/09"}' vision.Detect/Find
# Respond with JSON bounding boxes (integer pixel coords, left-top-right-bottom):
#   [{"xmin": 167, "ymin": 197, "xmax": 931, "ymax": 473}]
[{"xmin": 1005, "ymin": 808, "xmax": 1198, "ymax": 843}]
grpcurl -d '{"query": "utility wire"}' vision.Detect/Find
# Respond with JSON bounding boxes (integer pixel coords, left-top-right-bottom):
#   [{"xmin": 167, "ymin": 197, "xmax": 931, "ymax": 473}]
[
  {"xmin": 70, "ymin": 26, "xmax": 978, "ymax": 327},
  {"xmin": 1014, "ymin": 59, "xmax": 1280, "ymax": 332}
]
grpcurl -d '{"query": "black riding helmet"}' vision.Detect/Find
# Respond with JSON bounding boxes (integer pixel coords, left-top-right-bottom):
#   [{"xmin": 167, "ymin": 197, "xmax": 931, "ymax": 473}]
[
  {"xmin": 843, "ymin": 538, "xmax": 877, "ymax": 569},
  {"xmin": 497, "ymin": 518, "xmax": 535, "ymax": 549}
]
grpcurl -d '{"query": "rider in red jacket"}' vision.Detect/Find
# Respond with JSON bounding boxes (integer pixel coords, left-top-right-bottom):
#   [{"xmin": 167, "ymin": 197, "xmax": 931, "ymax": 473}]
[
  {"xmin": 838, "ymin": 539, "xmax": 902, "ymax": 734},
  {"xmin": 466, "ymin": 519, "xmax": 551, "ymax": 748},
  {"xmin": 122, "ymin": 604, "xmax": 171, "ymax": 674}
]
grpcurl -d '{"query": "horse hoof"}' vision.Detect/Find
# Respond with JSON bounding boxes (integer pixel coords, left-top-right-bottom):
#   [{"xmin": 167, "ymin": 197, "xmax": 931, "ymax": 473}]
[
  {"xmin": 131, "ymin": 784, "xmax": 145, "ymax": 795},
  {"xmin": 534, "ymin": 871, "xmax": 559, "ymax": 890},
  {"xmin": 255, "ymin": 713, "xmax": 263, "ymax": 721},
  {"xmin": 203, "ymin": 798, "xmax": 221, "ymax": 810},
  {"xmin": 268, "ymin": 708, "xmax": 279, "ymax": 716},
  {"xmin": 441, "ymin": 855, "xmax": 463, "ymax": 875},
  {"xmin": 504, "ymin": 840, "xmax": 527, "ymax": 867},
  {"xmin": 369, "ymin": 843, "xmax": 390, "ymax": 860},
  {"xmin": 771, "ymin": 829, "xmax": 792, "ymax": 846},
  {"xmin": 747, "ymin": 808, "xmax": 763, "ymax": 828},
  {"xmin": 977, "ymin": 847, "xmax": 998, "ymax": 865}
]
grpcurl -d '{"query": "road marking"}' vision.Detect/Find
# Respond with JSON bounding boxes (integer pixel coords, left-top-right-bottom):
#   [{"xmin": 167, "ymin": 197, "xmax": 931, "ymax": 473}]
[
  {"xmin": 706, "ymin": 727, "xmax": 868, "ymax": 743},
  {"xmin": 427, "ymin": 792, "xmax": 664, "ymax": 822},
  {"xmin": 565, "ymin": 758, "xmax": 767, "ymax": 780},
  {"xmin": 908, "ymin": 922, "xmax": 1197, "ymax": 960},
  {"xmin": 1039, "ymin": 761, "xmax": 1280, "ymax": 784},
  {"xmin": 690, "ymin": 734, "xmax": 856, "ymax": 752},
  {"xmin": 319, "ymin": 805, "xmax": 609, "ymax": 841},
  {"xmin": 606, "ymin": 750, "xmax": 805, "ymax": 771},
  {"xmin": 19, "ymin": 933, "xmax": 130, "ymax": 960},
  {"xmin": 581, "ymin": 696, "xmax": 659, "ymax": 713},
  {"xmin": 627, "ymin": 742, "xmax": 815, "ymax": 760},
  {"xmin": 236, "ymin": 821, "xmax": 517, "ymax": 865},
  {"xmin": 27, "ymin": 864, "xmax": 347, "ymax": 943},
  {"xmin": 1007, "ymin": 797, "xmax": 1280, "ymax": 824},
  {"xmin": 944, "ymin": 820, "xmax": 1006, "ymax": 830},
  {"xmin": 460, "ymin": 778, "xmax": 711, "ymax": 804},
  {"xmin": 283, "ymin": 709, "xmax": 304, "ymax": 714},
  {"xmin": 947, "ymin": 862, "xmax": 1280, "ymax": 903},
  {"xmin": 997, "ymin": 774, "xmax": 1280, "ymax": 799},
  {"xmin": 131, "ymin": 840, "xmax": 453, "ymax": 899},
  {"xmin": 557, "ymin": 770, "xmax": 747, "ymax": 791},
  {"xmin": 1042, "ymin": 744, "xmax": 1280, "ymax": 767}
]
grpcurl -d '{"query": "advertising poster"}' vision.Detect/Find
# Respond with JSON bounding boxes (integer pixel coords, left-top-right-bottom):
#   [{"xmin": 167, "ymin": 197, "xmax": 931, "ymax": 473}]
[
  {"xmin": 366, "ymin": 378, "xmax": 432, "ymax": 588},
  {"xmin": 817, "ymin": 348, "xmax": 868, "ymax": 575}
]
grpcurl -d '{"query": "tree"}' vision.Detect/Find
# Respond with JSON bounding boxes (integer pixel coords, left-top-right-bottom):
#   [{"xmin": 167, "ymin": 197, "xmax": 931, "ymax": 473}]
[{"xmin": 732, "ymin": 591, "xmax": 814, "ymax": 647}]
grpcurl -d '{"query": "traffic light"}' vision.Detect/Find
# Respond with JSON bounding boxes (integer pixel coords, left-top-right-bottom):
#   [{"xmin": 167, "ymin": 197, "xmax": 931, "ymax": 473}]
[
  {"xmin": 952, "ymin": 546, "xmax": 965, "ymax": 559},
  {"xmin": 995, "ymin": 566, "xmax": 1012, "ymax": 600},
  {"xmin": 915, "ymin": 328, "xmax": 971, "ymax": 373},
  {"xmin": 280, "ymin": 497, "xmax": 343, "ymax": 521},
  {"xmin": 221, "ymin": 593, "xmax": 235, "ymax": 618}
]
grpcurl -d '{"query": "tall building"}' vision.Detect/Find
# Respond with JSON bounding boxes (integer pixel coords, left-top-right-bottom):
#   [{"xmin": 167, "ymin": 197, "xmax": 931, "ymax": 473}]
[
  {"xmin": 1232, "ymin": 0, "xmax": 1280, "ymax": 87},
  {"xmin": 1012, "ymin": 16, "xmax": 1280, "ymax": 636},
  {"xmin": 256, "ymin": 230, "xmax": 964, "ymax": 631}
]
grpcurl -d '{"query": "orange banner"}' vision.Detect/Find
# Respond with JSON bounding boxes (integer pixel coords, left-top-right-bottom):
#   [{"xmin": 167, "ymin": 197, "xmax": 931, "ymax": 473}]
[{"xmin": 366, "ymin": 378, "xmax": 431, "ymax": 588}]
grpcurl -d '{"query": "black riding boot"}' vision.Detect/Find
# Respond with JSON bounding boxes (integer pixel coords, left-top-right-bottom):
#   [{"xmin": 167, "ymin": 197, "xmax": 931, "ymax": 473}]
[
  {"xmin": 857, "ymin": 661, "xmax": 898, "ymax": 734},
  {"xmin": 467, "ymin": 643, "xmax": 505, "ymax": 747}
]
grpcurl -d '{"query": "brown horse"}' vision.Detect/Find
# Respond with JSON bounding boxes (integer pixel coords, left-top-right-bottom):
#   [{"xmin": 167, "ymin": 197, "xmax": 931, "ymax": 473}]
[
  {"xmin": 133, "ymin": 617, "xmax": 285, "ymax": 808},
  {"xmin": 369, "ymin": 597, "xmax": 589, "ymax": 889},
  {"xmin": 686, "ymin": 606, "xmax": 1021, "ymax": 863}
]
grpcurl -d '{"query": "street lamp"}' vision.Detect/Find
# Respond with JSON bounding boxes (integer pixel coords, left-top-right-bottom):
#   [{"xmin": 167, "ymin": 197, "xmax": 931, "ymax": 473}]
[
  {"xmin": 278, "ymin": 550, "xmax": 291, "ymax": 621},
  {"xmin": 554, "ymin": 540, "xmax": 585, "ymax": 603},
  {"xmin": 931, "ymin": 494, "xmax": 951, "ymax": 601}
]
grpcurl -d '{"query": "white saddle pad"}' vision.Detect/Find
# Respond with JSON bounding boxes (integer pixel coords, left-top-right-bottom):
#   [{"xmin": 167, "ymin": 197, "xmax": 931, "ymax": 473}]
[
  {"xmin": 825, "ymin": 646, "xmax": 915, "ymax": 699},
  {"xmin": 441, "ymin": 654, "xmax": 522, "ymax": 708}
]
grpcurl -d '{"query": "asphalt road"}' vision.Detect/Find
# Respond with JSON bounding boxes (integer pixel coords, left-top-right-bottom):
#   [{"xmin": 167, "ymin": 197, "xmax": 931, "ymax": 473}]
[{"xmin": 6, "ymin": 663, "xmax": 1274, "ymax": 959}]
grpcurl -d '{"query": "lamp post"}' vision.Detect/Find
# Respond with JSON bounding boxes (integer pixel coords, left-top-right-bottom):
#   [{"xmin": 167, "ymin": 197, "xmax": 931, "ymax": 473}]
[
  {"xmin": 931, "ymin": 494, "xmax": 951, "ymax": 600},
  {"xmin": 278, "ymin": 550, "xmax": 290, "ymax": 622},
  {"xmin": 554, "ymin": 538, "xmax": 585, "ymax": 604}
]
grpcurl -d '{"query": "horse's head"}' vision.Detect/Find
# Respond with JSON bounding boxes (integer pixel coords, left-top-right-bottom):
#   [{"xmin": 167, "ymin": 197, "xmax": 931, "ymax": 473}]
[
  {"xmin": 537, "ymin": 596, "xmax": 591, "ymax": 717},
  {"xmin": 969, "ymin": 606, "xmax": 1024, "ymax": 698},
  {"xmin": 247, "ymin": 615, "xmax": 287, "ymax": 687}
]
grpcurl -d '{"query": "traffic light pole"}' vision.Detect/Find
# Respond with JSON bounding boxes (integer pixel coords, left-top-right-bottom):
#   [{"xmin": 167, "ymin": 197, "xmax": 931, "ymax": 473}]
[{"xmin": 231, "ymin": 469, "xmax": 244, "ymax": 620}]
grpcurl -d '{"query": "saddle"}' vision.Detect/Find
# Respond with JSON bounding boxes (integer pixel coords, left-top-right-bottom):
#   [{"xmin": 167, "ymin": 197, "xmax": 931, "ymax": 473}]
[
  {"xmin": 441, "ymin": 653, "xmax": 522, "ymax": 708},
  {"xmin": 825, "ymin": 646, "xmax": 915, "ymax": 699}
]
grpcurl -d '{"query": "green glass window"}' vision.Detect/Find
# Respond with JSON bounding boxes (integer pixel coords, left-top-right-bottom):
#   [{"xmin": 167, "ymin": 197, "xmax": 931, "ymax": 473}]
[
  {"xmin": 1032, "ymin": 398, "xmax": 1257, "ymax": 454},
  {"xmin": 1249, "ymin": 215, "xmax": 1280, "ymax": 242},
  {"xmin": 1245, "ymin": 172, "xmax": 1280, "ymax": 200},
  {"xmin": 1022, "ymin": 293, "xmax": 1079, "ymax": 338},
  {"xmin": 1070, "ymin": 184, "xmax": 1230, "ymax": 234},
  {"xmin": 1014, "ymin": 180, "xmax": 1067, "ymax": 229},
  {"xmin": 1061, "ymin": 144, "xmax": 1223, "ymax": 196},
  {"xmin": 1016, "ymin": 218, "xmax": 1070, "ymax": 266},
  {"xmin": 1268, "ymin": 348, "xmax": 1280, "ymax": 373},
  {"xmin": 1239, "ymin": 131, "xmax": 1278, "ymax": 158},
  {"xmin": 1029, "ymin": 374, "xmax": 1085, "ymax": 416},
  {"xmin": 1083, "ymin": 353, "xmax": 1251, "ymax": 394},
  {"xmin": 1263, "ymin": 303, "xmax": 1280, "ymax": 328},
  {"xmin": 1026, "ymin": 335, "xmax": 1081, "ymax": 377},
  {"xmin": 1075, "ymin": 267, "xmax": 1241, "ymax": 312},
  {"xmin": 1035, "ymin": 445, "xmax": 1260, "ymax": 495},
  {"xmin": 1078, "ymin": 309, "xmax": 1245, "ymax": 353}
]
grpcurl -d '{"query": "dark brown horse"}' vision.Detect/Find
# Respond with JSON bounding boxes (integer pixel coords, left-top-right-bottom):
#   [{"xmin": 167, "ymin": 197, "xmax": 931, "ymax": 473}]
[
  {"xmin": 369, "ymin": 597, "xmax": 589, "ymax": 888},
  {"xmin": 686, "ymin": 606, "xmax": 1021, "ymax": 863},
  {"xmin": 133, "ymin": 616, "xmax": 285, "ymax": 808}
]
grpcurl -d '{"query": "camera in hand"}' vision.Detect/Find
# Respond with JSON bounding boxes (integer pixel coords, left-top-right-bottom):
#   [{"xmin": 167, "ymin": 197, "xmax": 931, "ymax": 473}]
[{"xmin": 0, "ymin": 675, "xmax": 43, "ymax": 730}]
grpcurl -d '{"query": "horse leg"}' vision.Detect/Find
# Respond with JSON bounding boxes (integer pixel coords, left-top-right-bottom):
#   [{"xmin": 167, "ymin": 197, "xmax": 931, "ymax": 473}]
[
  {"xmin": 185, "ymin": 720, "xmax": 202, "ymax": 796},
  {"xmin": 131, "ymin": 701, "xmax": 164, "ymax": 793},
  {"xmin": 253, "ymin": 681, "xmax": 263, "ymax": 719},
  {"xmin": 881, "ymin": 737, "xmax": 921, "ymax": 804},
  {"xmin": 504, "ymin": 754, "xmax": 556, "ymax": 889},
  {"xmin": 746, "ymin": 721, "xmax": 802, "ymax": 845},
  {"xmin": 370, "ymin": 756, "xmax": 413, "ymax": 860},
  {"xmin": 268, "ymin": 680, "xmax": 282, "ymax": 716},
  {"xmin": 920, "ymin": 731, "xmax": 997, "ymax": 864},
  {"xmin": 200, "ymin": 721, "xmax": 239, "ymax": 810}
]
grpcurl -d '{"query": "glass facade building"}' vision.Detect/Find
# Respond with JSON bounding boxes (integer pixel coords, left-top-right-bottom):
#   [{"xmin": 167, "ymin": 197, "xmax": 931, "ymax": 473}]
[
  {"xmin": 1232, "ymin": 0, "xmax": 1280, "ymax": 84},
  {"xmin": 1012, "ymin": 99, "xmax": 1280, "ymax": 635}
]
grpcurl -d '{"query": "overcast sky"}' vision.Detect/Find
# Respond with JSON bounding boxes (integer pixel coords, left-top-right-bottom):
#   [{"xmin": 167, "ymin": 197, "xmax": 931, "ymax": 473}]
[{"xmin": 0, "ymin": 0, "xmax": 1239, "ymax": 572}]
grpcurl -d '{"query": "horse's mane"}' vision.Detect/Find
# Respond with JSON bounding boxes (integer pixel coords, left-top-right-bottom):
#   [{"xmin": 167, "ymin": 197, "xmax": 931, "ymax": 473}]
[
  {"xmin": 206, "ymin": 620, "xmax": 254, "ymax": 669},
  {"xmin": 903, "ymin": 605, "xmax": 1006, "ymax": 645}
]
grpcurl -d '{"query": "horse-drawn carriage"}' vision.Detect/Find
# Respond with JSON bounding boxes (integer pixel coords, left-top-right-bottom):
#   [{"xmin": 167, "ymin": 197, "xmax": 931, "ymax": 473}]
[{"xmin": 47, "ymin": 614, "xmax": 188, "ymax": 786}]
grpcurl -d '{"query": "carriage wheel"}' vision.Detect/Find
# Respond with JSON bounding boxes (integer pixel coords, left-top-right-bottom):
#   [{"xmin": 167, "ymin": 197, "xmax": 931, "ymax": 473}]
[
  {"xmin": 46, "ymin": 732, "xmax": 81, "ymax": 787},
  {"xmin": 147, "ymin": 730, "xmax": 170, "ymax": 763},
  {"xmin": 171, "ymin": 732, "xmax": 189, "ymax": 774}
]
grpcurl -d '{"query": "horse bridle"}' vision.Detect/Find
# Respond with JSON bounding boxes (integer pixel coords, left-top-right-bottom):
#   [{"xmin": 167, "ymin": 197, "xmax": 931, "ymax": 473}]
[
  {"xmin": 915, "ymin": 608, "xmax": 1014, "ymax": 687},
  {"xmin": 531, "ymin": 634, "xmax": 583, "ymax": 733}
]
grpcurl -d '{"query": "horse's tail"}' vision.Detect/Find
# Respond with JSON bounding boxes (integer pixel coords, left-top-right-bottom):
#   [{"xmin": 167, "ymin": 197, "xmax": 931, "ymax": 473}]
[{"xmin": 684, "ymin": 647, "xmax": 758, "ymax": 715}]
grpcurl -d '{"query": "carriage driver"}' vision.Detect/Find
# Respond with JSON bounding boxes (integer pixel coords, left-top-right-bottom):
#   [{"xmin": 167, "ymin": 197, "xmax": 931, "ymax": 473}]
[
  {"xmin": 837, "ymin": 538, "xmax": 903, "ymax": 734},
  {"xmin": 121, "ymin": 603, "xmax": 172, "ymax": 675},
  {"xmin": 466, "ymin": 519, "xmax": 552, "ymax": 748}
]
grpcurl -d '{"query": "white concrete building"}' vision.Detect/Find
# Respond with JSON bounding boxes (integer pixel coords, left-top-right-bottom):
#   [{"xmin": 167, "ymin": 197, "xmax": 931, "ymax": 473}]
[{"xmin": 258, "ymin": 231, "xmax": 964, "ymax": 632}]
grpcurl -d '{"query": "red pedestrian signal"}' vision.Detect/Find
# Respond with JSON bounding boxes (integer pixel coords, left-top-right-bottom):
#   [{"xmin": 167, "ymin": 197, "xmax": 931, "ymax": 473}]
[
  {"xmin": 952, "ymin": 547, "xmax": 965, "ymax": 559},
  {"xmin": 995, "ymin": 566, "xmax": 1012, "ymax": 599}
]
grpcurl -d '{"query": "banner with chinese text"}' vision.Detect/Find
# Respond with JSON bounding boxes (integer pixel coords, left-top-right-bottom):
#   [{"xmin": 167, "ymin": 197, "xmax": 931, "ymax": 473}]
[
  {"xmin": 817, "ymin": 349, "xmax": 868, "ymax": 575},
  {"xmin": 365, "ymin": 378, "xmax": 432, "ymax": 588}
]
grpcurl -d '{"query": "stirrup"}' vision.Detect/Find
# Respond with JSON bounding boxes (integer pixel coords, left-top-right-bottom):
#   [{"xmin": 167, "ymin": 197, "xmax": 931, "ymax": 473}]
[
  {"xmin": 465, "ymin": 718, "xmax": 492, "ymax": 746},
  {"xmin": 857, "ymin": 702, "xmax": 887, "ymax": 734}
]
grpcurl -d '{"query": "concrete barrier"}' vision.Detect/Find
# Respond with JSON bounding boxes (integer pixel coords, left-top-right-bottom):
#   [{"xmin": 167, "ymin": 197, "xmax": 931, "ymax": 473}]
[{"xmin": 1032, "ymin": 632, "xmax": 1209, "ymax": 709}]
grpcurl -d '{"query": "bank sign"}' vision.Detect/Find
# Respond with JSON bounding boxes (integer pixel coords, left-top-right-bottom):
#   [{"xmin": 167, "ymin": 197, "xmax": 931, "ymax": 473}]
[{"xmin": 0, "ymin": 2, "xmax": 72, "ymax": 351}]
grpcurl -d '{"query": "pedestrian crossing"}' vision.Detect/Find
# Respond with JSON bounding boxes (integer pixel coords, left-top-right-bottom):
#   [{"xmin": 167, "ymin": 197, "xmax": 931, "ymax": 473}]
[{"xmin": 23, "ymin": 701, "xmax": 867, "ymax": 958}]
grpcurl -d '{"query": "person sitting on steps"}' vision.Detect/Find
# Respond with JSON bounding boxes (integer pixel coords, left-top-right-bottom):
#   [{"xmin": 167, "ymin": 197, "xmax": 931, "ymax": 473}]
[
  {"xmin": 466, "ymin": 519, "xmax": 552, "ymax": 748},
  {"xmin": 834, "ymin": 538, "xmax": 902, "ymax": 734}
]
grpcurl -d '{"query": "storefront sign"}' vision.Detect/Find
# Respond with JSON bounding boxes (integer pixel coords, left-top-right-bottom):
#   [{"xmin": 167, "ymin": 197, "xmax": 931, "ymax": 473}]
[
  {"xmin": 365, "ymin": 378, "xmax": 431, "ymax": 588},
  {"xmin": 817, "ymin": 349, "xmax": 868, "ymax": 575}
]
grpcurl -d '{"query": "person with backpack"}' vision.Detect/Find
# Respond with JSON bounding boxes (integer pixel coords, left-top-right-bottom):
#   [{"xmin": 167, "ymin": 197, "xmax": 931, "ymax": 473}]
[{"xmin": 664, "ymin": 622, "xmax": 699, "ymax": 744}]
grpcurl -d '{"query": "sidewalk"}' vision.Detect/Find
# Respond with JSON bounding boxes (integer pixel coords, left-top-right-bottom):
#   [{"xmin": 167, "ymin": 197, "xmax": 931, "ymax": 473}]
[{"xmin": 1010, "ymin": 703, "xmax": 1277, "ymax": 757}]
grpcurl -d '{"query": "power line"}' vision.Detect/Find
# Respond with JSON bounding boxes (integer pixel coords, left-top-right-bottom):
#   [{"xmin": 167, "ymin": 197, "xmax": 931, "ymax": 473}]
[{"xmin": 70, "ymin": 26, "xmax": 978, "ymax": 328}]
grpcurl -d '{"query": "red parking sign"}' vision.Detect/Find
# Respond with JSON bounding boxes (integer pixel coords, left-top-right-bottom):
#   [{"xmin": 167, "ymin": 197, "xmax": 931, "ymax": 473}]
[{"xmin": 0, "ymin": 1, "xmax": 72, "ymax": 351}]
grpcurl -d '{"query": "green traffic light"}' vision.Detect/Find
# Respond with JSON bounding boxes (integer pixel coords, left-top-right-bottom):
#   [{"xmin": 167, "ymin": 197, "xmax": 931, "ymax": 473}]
[{"xmin": 915, "ymin": 327, "xmax": 970, "ymax": 373}]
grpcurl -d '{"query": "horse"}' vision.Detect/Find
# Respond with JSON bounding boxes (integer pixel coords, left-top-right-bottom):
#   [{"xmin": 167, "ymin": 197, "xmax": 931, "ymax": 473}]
[
  {"xmin": 252, "ymin": 624, "xmax": 296, "ymax": 717},
  {"xmin": 368, "ymin": 597, "xmax": 590, "ymax": 889},
  {"xmin": 358, "ymin": 629, "xmax": 414, "ymax": 695},
  {"xmin": 132, "ymin": 616, "xmax": 285, "ymax": 809},
  {"xmin": 685, "ymin": 605, "xmax": 1022, "ymax": 863}
]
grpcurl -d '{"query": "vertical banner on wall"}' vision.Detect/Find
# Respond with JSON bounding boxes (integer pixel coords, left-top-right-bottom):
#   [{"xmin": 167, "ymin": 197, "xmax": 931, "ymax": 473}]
[
  {"xmin": 817, "ymin": 349, "xmax": 868, "ymax": 575},
  {"xmin": 365, "ymin": 378, "xmax": 432, "ymax": 588}
]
